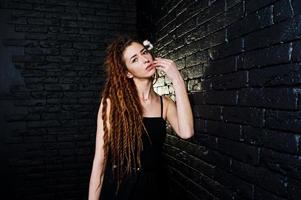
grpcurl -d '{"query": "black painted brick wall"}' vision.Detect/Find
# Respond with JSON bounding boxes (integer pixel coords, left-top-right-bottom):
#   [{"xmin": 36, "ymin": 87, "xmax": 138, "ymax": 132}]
[
  {"xmin": 2, "ymin": 0, "xmax": 301, "ymax": 199},
  {"xmin": 148, "ymin": 0, "xmax": 301, "ymax": 200},
  {"xmin": 0, "ymin": 0, "xmax": 136, "ymax": 199}
]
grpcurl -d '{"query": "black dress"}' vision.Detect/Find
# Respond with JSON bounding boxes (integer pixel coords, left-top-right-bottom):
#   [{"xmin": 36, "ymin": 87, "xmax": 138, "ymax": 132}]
[{"xmin": 99, "ymin": 96, "xmax": 168, "ymax": 200}]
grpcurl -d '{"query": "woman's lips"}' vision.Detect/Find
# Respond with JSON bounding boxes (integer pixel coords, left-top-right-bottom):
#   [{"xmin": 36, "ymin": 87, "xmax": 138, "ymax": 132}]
[{"xmin": 146, "ymin": 64, "xmax": 155, "ymax": 71}]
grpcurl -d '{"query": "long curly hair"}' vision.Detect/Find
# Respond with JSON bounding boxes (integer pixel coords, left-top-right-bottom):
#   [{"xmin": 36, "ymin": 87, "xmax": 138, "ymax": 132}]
[{"xmin": 99, "ymin": 35, "xmax": 157, "ymax": 192}]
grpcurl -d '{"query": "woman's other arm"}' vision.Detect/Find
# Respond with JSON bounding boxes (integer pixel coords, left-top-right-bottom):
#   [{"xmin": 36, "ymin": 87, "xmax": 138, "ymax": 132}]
[{"xmin": 88, "ymin": 98, "xmax": 111, "ymax": 200}]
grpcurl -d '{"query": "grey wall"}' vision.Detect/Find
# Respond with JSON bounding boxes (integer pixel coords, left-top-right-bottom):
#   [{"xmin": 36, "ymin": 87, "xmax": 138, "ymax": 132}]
[
  {"xmin": 0, "ymin": 0, "xmax": 136, "ymax": 199},
  {"xmin": 147, "ymin": 0, "xmax": 301, "ymax": 200}
]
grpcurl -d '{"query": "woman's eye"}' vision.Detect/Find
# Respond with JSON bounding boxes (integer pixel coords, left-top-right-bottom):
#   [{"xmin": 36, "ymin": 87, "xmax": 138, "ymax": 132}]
[
  {"xmin": 142, "ymin": 50, "xmax": 148, "ymax": 54},
  {"xmin": 132, "ymin": 58, "xmax": 138, "ymax": 63}
]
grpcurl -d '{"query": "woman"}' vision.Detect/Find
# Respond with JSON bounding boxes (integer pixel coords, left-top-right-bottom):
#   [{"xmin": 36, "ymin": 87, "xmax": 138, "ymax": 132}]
[{"xmin": 88, "ymin": 35, "xmax": 194, "ymax": 200}]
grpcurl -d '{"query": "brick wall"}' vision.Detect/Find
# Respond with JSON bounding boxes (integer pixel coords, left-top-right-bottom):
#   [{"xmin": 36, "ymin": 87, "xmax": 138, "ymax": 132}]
[
  {"xmin": 0, "ymin": 0, "xmax": 136, "ymax": 199},
  {"xmin": 148, "ymin": 0, "xmax": 301, "ymax": 199},
  {"xmin": 2, "ymin": 0, "xmax": 301, "ymax": 199}
]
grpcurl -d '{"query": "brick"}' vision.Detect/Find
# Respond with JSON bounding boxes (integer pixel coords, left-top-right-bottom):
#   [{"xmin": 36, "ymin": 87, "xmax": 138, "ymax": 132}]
[
  {"xmin": 242, "ymin": 126, "xmax": 299, "ymax": 154},
  {"xmin": 33, "ymin": 4, "xmax": 65, "ymax": 12},
  {"xmin": 274, "ymin": 0, "xmax": 294, "ymax": 23},
  {"xmin": 187, "ymin": 79, "xmax": 202, "ymax": 91},
  {"xmin": 180, "ymin": 64, "xmax": 203, "ymax": 79},
  {"xmin": 291, "ymin": 0, "xmax": 301, "ymax": 15},
  {"xmin": 227, "ymin": 6, "xmax": 273, "ymax": 40},
  {"xmin": 193, "ymin": 132, "xmax": 219, "ymax": 150},
  {"xmin": 27, "ymin": 120, "xmax": 60, "ymax": 128},
  {"xmin": 214, "ymin": 168, "xmax": 254, "ymax": 199},
  {"xmin": 45, "ymin": 12, "xmax": 77, "ymax": 20},
  {"xmin": 209, "ymin": 149, "xmax": 232, "ymax": 171},
  {"xmin": 207, "ymin": 120, "xmax": 241, "ymax": 141},
  {"xmin": 9, "ymin": 16, "xmax": 28, "ymax": 25},
  {"xmin": 78, "ymin": 1, "xmax": 107, "ymax": 9},
  {"xmin": 25, "ymin": 47, "xmax": 59, "ymax": 55},
  {"xmin": 207, "ymin": 2, "xmax": 243, "ymax": 34},
  {"xmin": 7, "ymin": 2, "xmax": 32, "ymax": 10},
  {"xmin": 15, "ymin": 24, "xmax": 48, "ymax": 33},
  {"xmin": 204, "ymin": 71, "xmax": 248, "ymax": 90},
  {"xmin": 246, "ymin": 5, "xmax": 273, "ymax": 31},
  {"xmin": 196, "ymin": 0, "xmax": 225, "ymax": 26},
  {"xmin": 244, "ymin": 15, "xmax": 301, "ymax": 50},
  {"xmin": 205, "ymin": 56, "xmax": 236, "ymax": 77},
  {"xmin": 185, "ymin": 24, "xmax": 208, "ymax": 43},
  {"xmin": 177, "ymin": 17, "xmax": 196, "ymax": 37},
  {"xmin": 190, "ymin": 92, "xmax": 206, "ymax": 105},
  {"xmin": 167, "ymin": 165, "xmax": 215, "ymax": 200},
  {"xmin": 218, "ymin": 138, "xmax": 260, "ymax": 164},
  {"xmin": 266, "ymin": 110, "xmax": 301, "ymax": 133},
  {"xmin": 261, "ymin": 148, "xmax": 301, "ymax": 182},
  {"xmin": 287, "ymin": 178, "xmax": 301, "ymax": 200},
  {"xmin": 226, "ymin": 0, "xmax": 243, "ymax": 10},
  {"xmin": 239, "ymin": 43, "xmax": 291, "ymax": 67},
  {"xmin": 44, "ymin": 0, "xmax": 77, "ymax": 6},
  {"xmin": 238, "ymin": 88, "xmax": 298, "ymax": 110},
  {"xmin": 246, "ymin": 0, "xmax": 278, "ymax": 14},
  {"xmin": 12, "ymin": 9, "xmax": 43, "ymax": 18},
  {"xmin": 223, "ymin": 106, "xmax": 264, "ymax": 127},
  {"xmin": 46, "ymin": 56, "xmax": 75, "ymax": 63},
  {"xmin": 186, "ymin": 51, "xmax": 209, "ymax": 67},
  {"xmin": 249, "ymin": 63, "xmax": 301, "ymax": 87},
  {"xmin": 164, "ymin": 144, "xmax": 215, "ymax": 178},
  {"xmin": 193, "ymin": 104, "xmax": 221, "ymax": 120},
  {"xmin": 231, "ymin": 159, "xmax": 288, "ymax": 196},
  {"xmin": 209, "ymin": 38, "xmax": 243, "ymax": 60},
  {"xmin": 292, "ymin": 40, "xmax": 301, "ymax": 61},
  {"xmin": 205, "ymin": 29, "xmax": 226, "ymax": 48},
  {"xmin": 204, "ymin": 90, "xmax": 237, "ymax": 105},
  {"xmin": 254, "ymin": 187, "xmax": 287, "ymax": 200},
  {"xmin": 2, "ymin": 39, "xmax": 27, "ymax": 47}
]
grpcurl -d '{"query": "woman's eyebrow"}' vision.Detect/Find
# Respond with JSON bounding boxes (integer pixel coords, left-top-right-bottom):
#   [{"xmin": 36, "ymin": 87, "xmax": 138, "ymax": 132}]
[{"xmin": 130, "ymin": 48, "xmax": 146, "ymax": 60}]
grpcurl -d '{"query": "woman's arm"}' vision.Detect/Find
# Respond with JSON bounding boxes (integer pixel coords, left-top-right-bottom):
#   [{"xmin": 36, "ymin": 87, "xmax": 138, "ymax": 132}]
[
  {"xmin": 88, "ymin": 98, "xmax": 111, "ymax": 200},
  {"xmin": 154, "ymin": 58, "xmax": 194, "ymax": 139}
]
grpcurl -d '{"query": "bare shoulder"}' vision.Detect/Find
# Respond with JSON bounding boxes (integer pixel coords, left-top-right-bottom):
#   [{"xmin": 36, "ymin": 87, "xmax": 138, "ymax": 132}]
[
  {"xmin": 99, "ymin": 98, "xmax": 111, "ymax": 112},
  {"xmin": 97, "ymin": 97, "xmax": 111, "ymax": 124}
]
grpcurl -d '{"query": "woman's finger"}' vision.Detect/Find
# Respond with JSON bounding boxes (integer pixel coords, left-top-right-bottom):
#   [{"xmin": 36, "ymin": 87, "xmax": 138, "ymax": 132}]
[
  {"xmin": 154, "ymin": 59, "xmax": 169, "ymax": 63},
  {"xmin": 153, "ymin": 60, "xmax": 170, "ymax": 68},
  {"xmin": 154, "ymin": 58, "xmax": 172, "ymax": 63},
  {"xmin": 155, "ymin": 66, "xmax": 164, "ymax": 71}
]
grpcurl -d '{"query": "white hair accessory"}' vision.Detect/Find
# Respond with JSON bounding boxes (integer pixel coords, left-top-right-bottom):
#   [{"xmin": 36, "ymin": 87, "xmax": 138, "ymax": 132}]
[{"xmin": 143, "ymin": 40, "xmax": 153, "ymax": 50}]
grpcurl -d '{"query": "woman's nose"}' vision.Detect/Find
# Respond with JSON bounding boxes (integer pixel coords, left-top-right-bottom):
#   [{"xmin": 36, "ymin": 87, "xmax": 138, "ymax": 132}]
[{"xmin": 141, "ymin": 55, "xmax": 150, "ymax": 63}]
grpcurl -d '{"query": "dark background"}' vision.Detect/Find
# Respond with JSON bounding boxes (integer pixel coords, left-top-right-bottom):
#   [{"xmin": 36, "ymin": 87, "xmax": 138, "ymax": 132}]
[{"xmin": 1, "ymin": 0, "xmax": 301, "ymax": 200}]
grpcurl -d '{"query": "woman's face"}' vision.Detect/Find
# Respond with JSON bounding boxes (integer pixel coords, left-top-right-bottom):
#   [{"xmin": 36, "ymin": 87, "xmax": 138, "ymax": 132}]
[{"xmin": 123, "ymin": 42, "xmax": 156, "ymax": 79}]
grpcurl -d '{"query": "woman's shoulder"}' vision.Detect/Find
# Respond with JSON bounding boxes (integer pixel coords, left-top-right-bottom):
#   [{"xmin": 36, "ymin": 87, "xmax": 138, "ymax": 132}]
[
  {"xmin": 100, "ymin": 97, "xmax": 111, "ymax": 106},
  {"xmin": 98, "ymin": 97, "xmax": 111, "ymax": 116}
]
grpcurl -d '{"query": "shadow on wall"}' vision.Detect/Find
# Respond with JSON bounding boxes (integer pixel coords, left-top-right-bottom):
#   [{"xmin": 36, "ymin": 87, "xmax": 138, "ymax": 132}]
[{"xmin": 0, "ymin": 8, "xmax": 25, "ymax": 200}]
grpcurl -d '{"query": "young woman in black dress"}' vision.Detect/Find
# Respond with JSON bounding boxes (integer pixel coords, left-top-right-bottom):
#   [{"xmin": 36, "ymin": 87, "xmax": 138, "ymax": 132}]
[{"xmin": 88, "ymin": 35, "xmax": 194, "ymax": 200}]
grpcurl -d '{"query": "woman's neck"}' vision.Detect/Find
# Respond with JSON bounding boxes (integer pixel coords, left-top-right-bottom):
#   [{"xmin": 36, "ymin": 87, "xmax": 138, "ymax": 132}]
[{"xmin": 133, "ymin": 78, "xmax": 155, "ymax": 102}]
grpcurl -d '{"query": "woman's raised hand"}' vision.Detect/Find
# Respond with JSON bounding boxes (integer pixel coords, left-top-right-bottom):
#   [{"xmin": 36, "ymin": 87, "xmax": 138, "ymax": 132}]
[{"xmin": 153, "ymin": 58, "xmax": 182, "ymax": 82}]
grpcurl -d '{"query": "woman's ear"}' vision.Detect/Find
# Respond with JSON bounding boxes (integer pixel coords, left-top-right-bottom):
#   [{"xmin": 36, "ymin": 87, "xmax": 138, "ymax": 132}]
[{"xmin": 127, "ymin": 71, "xmax": 133, "ymax": 78}]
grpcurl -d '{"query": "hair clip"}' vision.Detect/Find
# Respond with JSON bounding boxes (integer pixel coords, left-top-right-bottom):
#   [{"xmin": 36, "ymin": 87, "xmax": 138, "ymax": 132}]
[{"xmin": 143, "ymin": 40, "xmax": 153, "ymax": 51}]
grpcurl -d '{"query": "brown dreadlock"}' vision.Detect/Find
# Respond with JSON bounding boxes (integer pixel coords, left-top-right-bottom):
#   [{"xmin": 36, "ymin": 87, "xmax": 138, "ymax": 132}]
[{"xmin": 98, "ymin": 35, "xmax": 157, "ymax": 192}]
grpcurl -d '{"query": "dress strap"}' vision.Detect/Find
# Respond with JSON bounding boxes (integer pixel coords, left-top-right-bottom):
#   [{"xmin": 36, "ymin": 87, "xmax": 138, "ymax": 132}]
[{"xmin": 160, "ymin": 96, "xmax": 163, "ymax": 118}]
